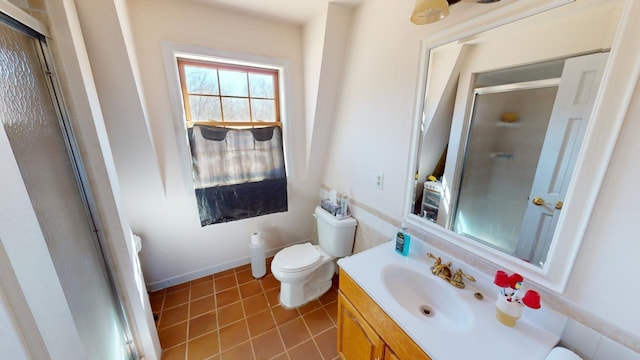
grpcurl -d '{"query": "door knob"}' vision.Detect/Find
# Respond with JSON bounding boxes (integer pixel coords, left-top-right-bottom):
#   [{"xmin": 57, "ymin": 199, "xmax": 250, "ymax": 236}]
[
  {"xmin": 555, "ymin": 201, "xmax": 563, "ymax": 210},
  {"xmin": 532, "ymin": 197, "xmax": 545, "ymax": 206}
]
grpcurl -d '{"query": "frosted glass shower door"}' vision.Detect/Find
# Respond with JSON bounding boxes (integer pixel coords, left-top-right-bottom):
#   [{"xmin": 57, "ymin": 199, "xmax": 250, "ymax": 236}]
[
  {"xmin": 453, "ymin": 84, "xmax": 558, "ymax": 254},
  {"xmin": 0, "ymin": 17, "xmax": 133, "ymax": 359}
]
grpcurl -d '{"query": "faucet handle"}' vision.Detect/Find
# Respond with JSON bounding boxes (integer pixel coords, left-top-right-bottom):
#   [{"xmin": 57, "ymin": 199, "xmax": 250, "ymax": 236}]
[
  {"xmin": 426, "ymin": 252, "xmax": 441, "ymax": 263},
  {"xmin": 449, "ymin": 268, "xmax": 476, "ymax": 289}
]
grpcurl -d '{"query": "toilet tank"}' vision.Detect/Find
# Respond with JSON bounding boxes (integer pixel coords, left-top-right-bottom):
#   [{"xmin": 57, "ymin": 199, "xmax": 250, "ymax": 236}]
[{"xmin": 315, "ymin": 206, "xmax": 357, "ymax": 257}]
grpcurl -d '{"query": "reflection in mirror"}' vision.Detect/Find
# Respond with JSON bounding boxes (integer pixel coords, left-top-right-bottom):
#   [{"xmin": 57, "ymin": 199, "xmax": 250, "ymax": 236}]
[{"xmin": 411, "ymin": 1, "xmax": 622, "ymax": 268}]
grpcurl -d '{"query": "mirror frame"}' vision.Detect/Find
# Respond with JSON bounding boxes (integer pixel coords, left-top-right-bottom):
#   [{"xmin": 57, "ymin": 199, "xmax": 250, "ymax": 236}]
[{"xmin": 404, "ymin": 0, "xmax": 640, "ymax": 293}]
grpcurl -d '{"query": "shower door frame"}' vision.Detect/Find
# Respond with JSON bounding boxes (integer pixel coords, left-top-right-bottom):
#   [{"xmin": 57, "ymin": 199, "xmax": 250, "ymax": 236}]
[
  {"xmin": 0, "ymin": 9, "xmax": 137, "ymax": 359},
  {"xmin": 449, "ymin": 79, "xmax": 561, "ymax": 249}
]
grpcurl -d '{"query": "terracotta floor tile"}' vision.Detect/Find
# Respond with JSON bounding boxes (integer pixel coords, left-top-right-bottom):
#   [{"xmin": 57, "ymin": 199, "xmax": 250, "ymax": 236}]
[
  {"xmin": 319, "ymin": 288, "xmax": 338, "ymax": 305},
  {"xmin": 160, "ymin": 303, "xmax": 189, "ymax": 329},
  {"xmin": 150, "ymin": 289, "xmax": 166, "ymax": 299},
  {"xmin": 166, "ymin": 282, "xmax": 190, "ymax": 294},
  {"xmin": 235, "ymin": 263, "xmax": 252, "ymax": 273},
  {"xmin": 190, "ymin": 295, "xmax": 215, "ymax": 319},
  {"xmin": 302, "ymin": 308, "xmax": 333, "ymax": 336},
  {"xmin": 187, "ymin": 330, "xmax": 219, "ymax": 359},
  {"xmin": 287, "ymin": 339, "xmax": 322, "ymax": 360},
  {"xmin": 251, "ymin": 329, "xmax": 284, "ymax": 360},
  {"xmin": 214, "ymin": 268, "xmax": 235, "ymax": 278},
  {"xmin": 158, "ymin": 262, "xmax": 337, "ymax": 360},
  {"xmin": 243, "ymin": 293, "xmax": 268, "ymax": 317},
  {"xmin": 219, "ymin": 320, "xmax": 250, "ymax": 351},
  {"xmin": 189, "ymin": 311, "xmax": 217, "ymax": 339},
  {"xmin": 216, "ymin": 288, "xmax": 241, "ymax": 308},
  {"xmin": 269, "ymin": 353, "xmax": 289, "ymax": 360},
  {"xmin": 239, "ymin": 281, "xmax": 263, "ymax": 299},
  {"xmin": 236, "ymin": 269, "xmax": 255, "ymax": 285},
  {"xmin": 278, "ymin": 317, "xmax": 310, "ymax": 349},
  {"xmin": 259, "ymin": 274, "xmax": 280, "ymax": 291},
  {"xmin": 161, "ymin": 343, "xmax": 186, "ymax": 360},
  {"xmin": 150, "ymin": 295, "xmax": 164, "ymax": 313},
  {"xmin": 165, "ymin": 288, "xmax": 190, "ymax": 309},
  {"xmin": 314, "ymin": 328, "xmax": 338, "ymax": 360},
  {"xmin": 191, "ymin": 275, "xmax": 214, "ymax": 285},
  {"xmin": 220, "ymin": 341, "xmax": 254, "ymax": 360},
  {"xmin": 297, "ymin": 300, "xmax": 322, "ymax": 315},
  {"xmin": 271, "ymin": 305, "xmax": 299, "ymax": 326},
  {"xmin": 217, "ymin": 302, "xmax": 245, "ymax": 327},
  {"xmin": 246, "ymin": 309, "xmax": 275, "ymax": 338},
  {"xmin": 214, "ymin": 274, "xmax": 238, "ymax": 293},
  {"xmin": 191, "ymin": 281, "xmax": 215, "ymax": 300},
  {"xmin": 264, "ymin": 288, "xmax": 280, "ymax": 308},
  {"xmin": 324, "ymin": 301, "xmax": 338, "ymax": 324},
  {"xmin": 159, "ymin": 322, "xmax": 188, "ymax": 349}
]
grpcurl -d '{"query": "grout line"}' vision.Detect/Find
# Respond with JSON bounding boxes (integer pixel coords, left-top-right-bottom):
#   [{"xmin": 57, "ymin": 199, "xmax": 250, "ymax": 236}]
[
  {"xmin": 213, "ymin": 275, "xmax": 222, "ymax": 360},
  {"xmin": 184, "ymin": 282, "xmax": 192, "ymax": 360},
  {"xmin": 240, "ymin": 277, "xmax": 259, "ymax": 360}
]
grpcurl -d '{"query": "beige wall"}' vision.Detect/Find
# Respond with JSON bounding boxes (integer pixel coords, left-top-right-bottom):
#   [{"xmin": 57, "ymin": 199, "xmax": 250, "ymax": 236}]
[
  {"xmin": 323, "ymin": 0, "xmax": 638, "ymax": 344},
  {"xmin": 122, "ymin": 0, "xmax": 320, "ymax": 287}
]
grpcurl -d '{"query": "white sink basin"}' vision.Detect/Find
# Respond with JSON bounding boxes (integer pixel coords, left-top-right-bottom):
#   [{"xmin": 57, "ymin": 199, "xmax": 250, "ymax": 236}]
[
  {"xmin": 381, "ymin": 264, "xmax": 474, "ymax": 332},
  {"xmin": 338, "ymin": 242, "xmax": 561, "ymax": 359}
]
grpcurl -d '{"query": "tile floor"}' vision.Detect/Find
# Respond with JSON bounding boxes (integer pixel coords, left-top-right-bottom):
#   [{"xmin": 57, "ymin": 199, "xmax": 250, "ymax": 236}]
[{"xmin": 150, "ymin": 258, "xmax": 340, "ymax": 360}]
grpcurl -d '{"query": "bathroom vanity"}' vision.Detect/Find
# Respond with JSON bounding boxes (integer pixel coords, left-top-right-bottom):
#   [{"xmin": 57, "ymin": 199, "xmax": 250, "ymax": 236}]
[{"xmin": 337, "ymin": 241, "xmax": 561, "ymax": 360}]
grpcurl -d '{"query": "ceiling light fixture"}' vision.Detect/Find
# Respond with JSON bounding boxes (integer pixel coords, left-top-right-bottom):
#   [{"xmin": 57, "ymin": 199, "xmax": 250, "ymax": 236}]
[{"xmin": 411, "ymin": 0, "xmax": 500, "ymax": 25}]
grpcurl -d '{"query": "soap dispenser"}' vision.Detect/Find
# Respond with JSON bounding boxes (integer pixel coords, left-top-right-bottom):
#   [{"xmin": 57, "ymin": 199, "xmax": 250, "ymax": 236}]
[{"xmin": 395, "ymin": 221, "xmax": 411, "ymax": 256}]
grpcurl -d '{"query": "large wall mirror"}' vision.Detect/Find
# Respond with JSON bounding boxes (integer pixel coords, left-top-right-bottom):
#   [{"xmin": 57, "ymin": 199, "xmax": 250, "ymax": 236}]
[{"xmin": 405, "ymin": 0, "xmax": 639, "ymax": 292}]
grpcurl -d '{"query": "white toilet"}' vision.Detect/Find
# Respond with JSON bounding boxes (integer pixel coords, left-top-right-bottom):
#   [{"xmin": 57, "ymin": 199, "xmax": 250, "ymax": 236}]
[{"xmin": 271, "ymin": 206, "xmax": 357, "ymax": 308}]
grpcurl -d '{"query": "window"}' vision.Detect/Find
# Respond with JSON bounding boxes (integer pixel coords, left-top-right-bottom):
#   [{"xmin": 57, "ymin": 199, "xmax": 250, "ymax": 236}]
[
  {"xmin": 177, "ymin": 59, "xmax": 280, "ymax": 128},
  {"xmin": 175, "ymin": 57, "xmax": 288, "ymax": 226}
]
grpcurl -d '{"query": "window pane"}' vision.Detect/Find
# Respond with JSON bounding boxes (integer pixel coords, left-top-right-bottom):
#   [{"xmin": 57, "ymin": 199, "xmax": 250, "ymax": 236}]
[
  {"xmin": 189, "ymin": 95, "xmax": 221, "ymax": 121},
  {"xmin": 219, "ymin": 70, "xmax": 248, "ymax": 97},
  {"xmin": 251, "ymin": 99, "xmax": 276, "ymax": 122},
  {"xmin": 249, "ymin": 73, "xmax": 275, "ymax": 98},
  {"xmin": 222, "ymin": 97, "xmax": 250, "ymax": 121},
  {"xmin": 184, "ymin": 66, "xmax": 219, "ymax": 95}
]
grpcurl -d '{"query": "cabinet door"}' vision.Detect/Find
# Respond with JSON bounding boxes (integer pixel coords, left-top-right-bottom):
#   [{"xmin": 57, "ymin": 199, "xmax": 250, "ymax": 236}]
[
  {"xmin": 337, "ymin": 292, "xmax": 385, "ymax": 360},
  {"xmin": 384, "ymin": 346, "xmax": 400, "ymax": 360}
]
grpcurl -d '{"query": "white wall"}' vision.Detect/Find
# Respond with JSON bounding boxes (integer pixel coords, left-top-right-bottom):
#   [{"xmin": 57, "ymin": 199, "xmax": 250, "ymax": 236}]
[
  {"xmin": 325, "ymin": 0, "xmax": 638, "ymax": 347},
  {"xmin": 564, "ymin": 79, "xmax": 640, "ymax": 337},
  {"xmin": 120, "ymin": 0, "xmax": 319, "ymax": 287}
]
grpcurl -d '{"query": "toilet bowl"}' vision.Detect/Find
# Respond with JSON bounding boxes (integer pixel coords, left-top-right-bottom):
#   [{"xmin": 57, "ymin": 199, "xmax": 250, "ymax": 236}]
[{"xmin": 271, "ymin": 207, "xmax": 357, "ymax": 308}]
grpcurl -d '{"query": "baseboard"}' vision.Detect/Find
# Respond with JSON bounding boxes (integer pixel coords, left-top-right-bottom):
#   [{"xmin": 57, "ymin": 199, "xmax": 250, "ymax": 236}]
[{"xmin": 146, "ymin": 238, "xmax": 312, "ymax": 292}]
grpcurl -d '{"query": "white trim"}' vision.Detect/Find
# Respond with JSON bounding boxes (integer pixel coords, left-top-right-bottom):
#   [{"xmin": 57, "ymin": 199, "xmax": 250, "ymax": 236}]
[
  {"xmin": 0, "ymin": 0, "xmax": 49, "ymax": 37},
  {"xmin": 161, "ymin": 41, "xmax": 297, "ymax": 194},
  {"xmin": 146, "ymin": 238, "xmax": 311, "ymax": 291},
  {"xmin": 404, "ymin": 0, "xmax": 640, "ymax": 293}
]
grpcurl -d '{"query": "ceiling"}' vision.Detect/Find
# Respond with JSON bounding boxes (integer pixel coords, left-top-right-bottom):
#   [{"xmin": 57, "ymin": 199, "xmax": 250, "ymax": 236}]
[{"xmin": 191, "ymin": 0, "xmax": 365, "ymax": 25}]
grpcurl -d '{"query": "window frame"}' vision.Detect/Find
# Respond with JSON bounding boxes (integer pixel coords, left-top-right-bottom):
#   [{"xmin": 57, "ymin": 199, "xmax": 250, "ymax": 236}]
[
  {"xmin": 162, "ymin": 42, "xmax": 295, "ymax": 192},
  {"xmin": 176, "ymin": 58, "xmax": 282, "ymax": 129}
]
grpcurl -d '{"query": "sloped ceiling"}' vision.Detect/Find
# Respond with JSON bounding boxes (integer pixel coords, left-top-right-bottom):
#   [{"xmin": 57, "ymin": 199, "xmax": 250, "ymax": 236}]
[{"xmin": 190, "ymin": 0, "xmax": 364, "ymax": 24}]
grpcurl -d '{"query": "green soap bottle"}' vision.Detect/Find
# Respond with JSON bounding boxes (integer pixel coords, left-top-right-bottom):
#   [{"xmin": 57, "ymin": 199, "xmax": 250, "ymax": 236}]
[{"xmin": 395, "ymin": 222, "xmax": 411, "ymax": 256}]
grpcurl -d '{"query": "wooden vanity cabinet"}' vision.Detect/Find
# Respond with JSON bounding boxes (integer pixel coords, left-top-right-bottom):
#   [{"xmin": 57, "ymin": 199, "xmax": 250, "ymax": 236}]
[
  {"xmin": 337, "ymin": 292, "xmax": 384, "ymax": 360},
  {"xmin": 337, "ymin": 271, "xmax": 431, "ymax": 360}
]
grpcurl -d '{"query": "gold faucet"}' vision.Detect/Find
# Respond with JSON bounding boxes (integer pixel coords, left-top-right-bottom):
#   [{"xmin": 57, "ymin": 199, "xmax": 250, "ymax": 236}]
[
  {"xmin": 449, "ymin": 268, "xmax": 475, "ymax": 289},
  {"xmin": 427, "ymin": 253, "xmax": 476, "ymax": 289},
  {"xmin": 427, "ymin": 253, "xmax": 452, "ymax": 280}
]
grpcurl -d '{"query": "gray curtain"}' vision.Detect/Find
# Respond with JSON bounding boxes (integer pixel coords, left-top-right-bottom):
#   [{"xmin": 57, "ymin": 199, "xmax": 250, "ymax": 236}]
[{"xmin": 188, "ymin": 125, "xmax": 287, "ymax": 225}]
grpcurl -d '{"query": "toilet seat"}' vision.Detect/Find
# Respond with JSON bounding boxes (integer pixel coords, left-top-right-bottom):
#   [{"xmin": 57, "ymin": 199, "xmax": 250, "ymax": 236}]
[{"xmin": 272, "ymin": 243, "xmax": 322, "ymax": 273}]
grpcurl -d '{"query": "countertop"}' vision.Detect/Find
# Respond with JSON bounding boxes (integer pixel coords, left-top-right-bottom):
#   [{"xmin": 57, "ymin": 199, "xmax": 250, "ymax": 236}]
[{"xmin": 337, "ymin": 241, "xmax": 559, "ymax": 360}]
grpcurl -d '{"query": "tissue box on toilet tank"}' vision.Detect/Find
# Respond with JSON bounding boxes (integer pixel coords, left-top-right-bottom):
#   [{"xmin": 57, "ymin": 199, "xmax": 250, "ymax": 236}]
[{"xmin": 321, "ymin": 199, "xmax": 340, "ymax": 216}]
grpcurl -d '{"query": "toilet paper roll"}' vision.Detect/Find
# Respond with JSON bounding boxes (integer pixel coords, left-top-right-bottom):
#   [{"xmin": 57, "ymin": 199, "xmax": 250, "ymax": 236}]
[
  {"xmin": 545, "ymin": 347, "xmax": 582, "ymax": 360},
  {"xmin": 251, "ymin": 232, "xmax": 263, "ymax": 245}
]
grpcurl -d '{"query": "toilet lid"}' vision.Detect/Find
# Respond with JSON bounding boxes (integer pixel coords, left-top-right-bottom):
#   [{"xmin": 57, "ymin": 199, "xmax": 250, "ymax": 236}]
[{"xmin": 273, "ymin": 243, "xmax": 321, "ymax": 272}]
